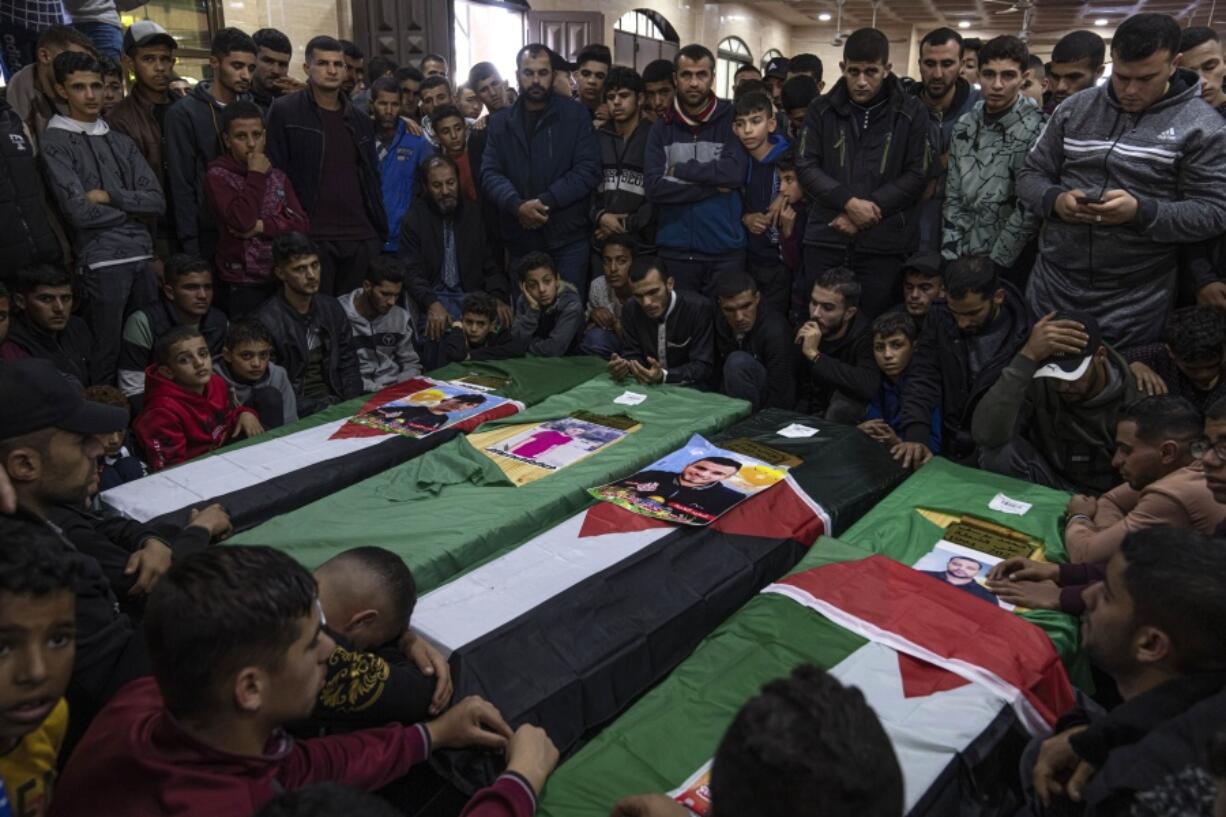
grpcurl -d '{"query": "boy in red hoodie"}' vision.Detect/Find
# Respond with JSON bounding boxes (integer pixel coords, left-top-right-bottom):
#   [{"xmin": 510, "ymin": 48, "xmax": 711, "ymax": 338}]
[
  {"xmin": 134, "ymin": 325, "xmax": 265, "ymax": 470},
  {"xmin": 205, "ymin": 100, "xmax": 310, "ymax": 318},
  {"xmin": 49, "ymin": 545, "xmax": 559, "ymax": 817}
]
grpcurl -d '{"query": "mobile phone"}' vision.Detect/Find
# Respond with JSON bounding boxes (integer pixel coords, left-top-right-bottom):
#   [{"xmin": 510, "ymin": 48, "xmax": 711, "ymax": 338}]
[{"xmin": 1076, "ymin": 194, "xmax": 1104, "ymax": 205}]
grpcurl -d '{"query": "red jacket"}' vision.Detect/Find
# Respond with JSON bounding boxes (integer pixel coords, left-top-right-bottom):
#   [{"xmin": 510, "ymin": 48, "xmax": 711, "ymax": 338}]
[
  {"xmin": 205, "ymin": 154, "xmax": 309, "ymax": 285},
  {"xmin": 49, "ymin": 677, "xmax": 539, "ymax": 817},
  {"xmin": 133, "ymin": 364, "xmax": 256, "ymax": 471}
]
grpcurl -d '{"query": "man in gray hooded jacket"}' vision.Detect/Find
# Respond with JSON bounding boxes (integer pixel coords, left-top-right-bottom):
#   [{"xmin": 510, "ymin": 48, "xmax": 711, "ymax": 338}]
[
  {"xmin": 1017, "ymin": 12, "xmax": 1226, "ymax": 350},
  {"xmin": 41, "ymin": 51, "xmax": 164, "ymax": 385}
]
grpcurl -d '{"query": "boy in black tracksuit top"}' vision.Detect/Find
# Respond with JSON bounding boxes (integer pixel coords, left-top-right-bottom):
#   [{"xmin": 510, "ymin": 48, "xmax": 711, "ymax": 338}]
[
  {"xmin": 616, "ymin": 261, "xmax": 715, "ymax": 388},
  {"xmin": 591, "ymin": 66, "xmax": 655, "ymax": 262},
  {"xmin": 713, "ymin": 272, "xmax": 796, "ymax": 411}
]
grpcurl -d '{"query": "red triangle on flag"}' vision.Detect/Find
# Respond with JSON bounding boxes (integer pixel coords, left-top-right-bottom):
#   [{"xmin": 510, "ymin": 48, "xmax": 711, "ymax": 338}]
[
  {"xmin": 710, "ymin": 481, "xmax": 826, "ymax": 543},
  {"xmin": 898, "ymin": 652, "xmax": 971, "ymax": 698},
  {"xmin": 578, "ymin": 500, "xmax": 674, "ymax": 538}
]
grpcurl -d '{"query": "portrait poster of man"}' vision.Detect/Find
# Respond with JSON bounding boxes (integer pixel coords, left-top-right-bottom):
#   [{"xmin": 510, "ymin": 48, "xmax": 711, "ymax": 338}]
[
  {"xmin": 349, "ymin": 381, "xmax": 509, "ymax": 438},
  {"xmin": 913, "ymin": 541, "xmax": 1015, "ymax": 610},
  {"xmin": 477, "ymin": 412, "xmax": 639, "ymax": 486},
  {"xmin": 591, "ymin": 434, "xmax": 790, "ymax": 526}
]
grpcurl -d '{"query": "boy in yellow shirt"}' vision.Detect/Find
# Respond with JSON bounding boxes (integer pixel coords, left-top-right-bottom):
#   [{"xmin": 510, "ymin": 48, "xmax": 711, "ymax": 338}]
[{"xmin": 0, "ymin": 524, "xmax": 77, "ymax": 817}]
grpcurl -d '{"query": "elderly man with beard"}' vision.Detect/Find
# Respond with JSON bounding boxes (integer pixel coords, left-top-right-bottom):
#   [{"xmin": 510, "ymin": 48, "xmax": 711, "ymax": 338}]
[
  {"xmin": 400, "ymin": 155, "xmax": 512, "ymax": 369},
  {"xmin": 481, "ymin": 43, "xmax": 600, "ymax": 296},
  {"xmin": 795, "ymin": 266, "xmax": 877, "ymax": 423}
]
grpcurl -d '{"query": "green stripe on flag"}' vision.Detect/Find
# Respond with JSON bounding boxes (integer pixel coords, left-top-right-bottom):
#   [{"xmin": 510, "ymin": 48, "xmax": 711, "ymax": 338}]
[
  {"xmin": 538, "ymin": 538, "xmax": 874, "ymax": 817},
  {"xmin": 232, "ymin": 376, "xmax": 750, "ymax": 591}
]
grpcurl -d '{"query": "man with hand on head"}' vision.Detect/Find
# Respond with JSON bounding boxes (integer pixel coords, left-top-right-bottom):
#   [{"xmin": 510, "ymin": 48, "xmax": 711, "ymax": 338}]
[
  {"xmin": 1017, "ymin": 12, "xmax": 1226, "ymax": 349},
  {"xmin": 973, "ymin": 310, "xmax": 1143, "ymax": 493},
  {"xmin": 796, "ymin": 267, "xmax": 877, "ymax": 424},
  {"xmin": 250, "ymin": 28, "xmax": 302, "ymax": 112},
  {"xmin": 611, "ymin": 257, "xmax": 714, "ymax": 388}
]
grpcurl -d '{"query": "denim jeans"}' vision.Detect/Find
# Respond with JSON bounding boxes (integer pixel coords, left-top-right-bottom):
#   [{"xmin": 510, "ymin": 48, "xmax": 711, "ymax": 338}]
[{"xmin": 72, "ymin": 21, "xmax": 123, "ymax": 61}]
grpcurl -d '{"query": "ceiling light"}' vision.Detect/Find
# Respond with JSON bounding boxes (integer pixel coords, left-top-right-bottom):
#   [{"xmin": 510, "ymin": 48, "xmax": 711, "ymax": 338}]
[
  {"xmin": 818, "ymin": 12, "xmax": 832, "ymax": 21},
  {"xmin": 1094, "ymin": 18, "xmax": 1109, "ymax": 26},
  {"xmin": 957, "ymin": 20, "xmax": 971, "ymax": 29}
]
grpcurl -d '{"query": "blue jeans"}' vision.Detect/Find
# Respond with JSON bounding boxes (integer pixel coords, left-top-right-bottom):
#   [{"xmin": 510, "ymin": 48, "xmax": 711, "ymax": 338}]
[
  {"xmin": 72, "ymin": 22, "xmax": 122, "ymax": 61},
  {"xmin": 511, "ymin": 239, "xmax": 590, "ymax": 303},
  {"xmin": 580, "ymin": 327, "xmax": 621, "ymax": 359}
]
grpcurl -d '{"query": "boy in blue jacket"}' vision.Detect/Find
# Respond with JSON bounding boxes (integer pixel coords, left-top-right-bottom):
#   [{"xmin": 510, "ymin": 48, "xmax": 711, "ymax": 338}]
[
  {"xmin": 859, "ymin": 311, "xmax": 941, "ymax": 456},
  {"xmin": 372, "ymin": 77, "xmax": 433, "ymax": 252},
  {"xmin": 644, "ymin": 44, "xmax": 748, "ymax": 295},
  {"xmin": 734, "ymin": 90, "xmax": 791, "ymax": 317}
]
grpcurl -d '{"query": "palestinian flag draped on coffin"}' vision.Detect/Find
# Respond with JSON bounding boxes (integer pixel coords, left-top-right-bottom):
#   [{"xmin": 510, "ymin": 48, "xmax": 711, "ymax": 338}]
[
  {"xmin": 99, "ymin": 357, "xmax": 604, "ymax": 532},
  {"xmin": 412, "ymin": 412, "xmax": 908, "ymax": 791},
  {"xmin": 537, "ymin": 539, "xmax": 1077, "ymax": 817}
]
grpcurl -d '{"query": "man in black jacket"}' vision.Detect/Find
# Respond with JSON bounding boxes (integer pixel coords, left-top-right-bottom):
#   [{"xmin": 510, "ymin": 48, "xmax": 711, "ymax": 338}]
[
  {"xmin": 611, "ymin": 257, "xmax": 714, "ymax": 388},
  {"xmin": 0, "ymin": 98, "xmax": 62, "ymax": 276},
  {"xmin": 267, "ymin": 36, "xmax": 387, "ymax": 296},
  {"xmin": 714, "ymin": 271, "xmax": 795, "ymax": 410},
  {"xmin": 255, "ymin": 233, "xmax": 363, "ymax": 417},
  {"xmin": 0, "ymin": 360, "xmax": 147, "ymax": 744},
  {"xmin": 7, "ymin": 265, "xmax": 95, "ymax": 387},
  {"xmin": 1026, "ymin": 527, "xmax": 1226, "ymax": 816},
  {"xmin": 796, "ymin": 266, "xmax": 877, "ymax": 422},
  {"xmin": 164, "ymin": 27, "xmax": 256, "ymax": 259},
  {"xmin": 896, "ymin": 255, "xmax": 1031, "ymax": 469},
  {"xmin": 481, "ymin": 43, "xmax": 601, "ymax": 296},
  {"xmin": 796, "ymin": 28, "xmax": 933, "ymax": 319},
  {"xmin": 398, "ymin": 155, "xmax": 512, "ymax": 367}
]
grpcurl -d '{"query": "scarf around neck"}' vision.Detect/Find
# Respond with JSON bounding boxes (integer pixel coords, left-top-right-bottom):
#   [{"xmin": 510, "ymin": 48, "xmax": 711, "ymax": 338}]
[{"xmin": 671, "ymin": 93, "xmax": 718, "ymax": 130}]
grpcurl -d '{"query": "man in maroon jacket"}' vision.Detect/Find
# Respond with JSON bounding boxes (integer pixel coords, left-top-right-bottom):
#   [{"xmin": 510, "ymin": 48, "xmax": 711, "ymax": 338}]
[{"xmin": 51, "ymin": 545, "xmax": 559, "ymax": 817}]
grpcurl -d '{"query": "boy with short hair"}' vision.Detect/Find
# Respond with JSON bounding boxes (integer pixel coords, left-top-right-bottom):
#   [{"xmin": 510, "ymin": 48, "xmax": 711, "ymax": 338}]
[
  {"xmin": 82, "ymin": 385, "xmax": 148, "ymax": 493},
  {"xmin": 41, "ymin": 51, "xmax": 164, "ymax": 385},
  {"xmin": 582, "ymin": 234, "xmax": 635, "ymax": 359},
  {"xmin": 900, "ymin": 252, "xmax": 945, "ymax": 330},
  {"xmin": 99, "ymin": 56, "xmax": 125, "ymax": 114},
  {"xmin": 134, "ymin": 325, "xmax": 265, "ymax": 471},
  {"xmin": 166, "ymin": 27, "xmax": 258, "ymax": 259},
  {"xmin": 206, "ymin": 100, "xmax": 310, "ymax": 317},
  {"xmin": 774, "ymin": 149, "xmax": 806, "ymax": 319},
  {"xmin": 6, "ymin": 265, "xmax": 95, "ymax": 386},
  {"xmin": 592, "ymin": 67, "xmax": 654, "ymax": 259},
  {"xmin": 49, "ymin": 545, "xmax": 560, "ymax": 816},
  {"xmin": 338, "ymin": 256, "xmax": 422, "ymax": 391},
  {"xmin": 430, "ymin": 105, "xmax": 477, "ymax": 202},
  {"xmin": 734, "ymin": 90, "xmax": 792, "ymax": 317},
  {"xmin": 118, "ymin": 254, "xmax": 229, "ymax": 401},
  {"xmin": 641, "ymin": 58, "xmax": 675, "ymax": 122},
  {"xmin": 859, "ymin": 311, "xmax": 942, "ymax": 454},
  {"xmin": 779, "ymin": 75, "xmax": 818, "ymax": 138},
  {"xmin": 511, "ymin": 252, "xmax": 584, "ymax": 358},
  {"xmin": 440, "ymin": 292, "xmax": 518, "ymax": 363},
  {"xmin": 942, "ymin": 35, "xmax": 1044, "ymax": 274},
  {"xmin": 0, "ymin": 533, "xmax": 79, "ymax": 817},
  {"xmin": 216, "ymin": 318, "xmax": 299, "ymax": 429}
]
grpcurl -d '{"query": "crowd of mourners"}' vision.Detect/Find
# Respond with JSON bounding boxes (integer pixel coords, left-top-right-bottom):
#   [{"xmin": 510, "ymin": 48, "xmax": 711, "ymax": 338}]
[{"xmin": 2, "ymin": 7, "xmax": 1226, "ymax": 816}]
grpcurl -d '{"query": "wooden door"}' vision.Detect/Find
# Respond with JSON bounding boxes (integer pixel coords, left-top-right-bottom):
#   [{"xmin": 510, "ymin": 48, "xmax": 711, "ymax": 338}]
[
  {"xmin": 351, "ymin": 0, "xmax": 453, "ymax": 71},
  {"xmin": 524, "ymin": 10, "xmax": 603, "ymax": 60}
]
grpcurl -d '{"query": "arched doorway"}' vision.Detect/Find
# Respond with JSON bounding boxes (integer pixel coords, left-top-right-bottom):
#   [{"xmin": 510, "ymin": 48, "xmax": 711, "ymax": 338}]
[{"xmin": 613, "ymin": 9, "xmax": 679, "ymax": 73}]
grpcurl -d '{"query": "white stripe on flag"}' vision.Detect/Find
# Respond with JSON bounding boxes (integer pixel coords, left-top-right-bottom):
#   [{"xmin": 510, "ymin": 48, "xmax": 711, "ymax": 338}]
[
  {"xmin": 763, "ymin": 581, "xmax": 1050, "ymax": 735},
  {"xmin": 669, "ymin": 643, "xmax": 1007, "ymax": 815},
  {"xmin": 413, "ymin": 513, "xmax": 673, "ymax": 656},
  {"xmin": 100, "ymin": 418, "xmax": 390, "ymax": 522}
]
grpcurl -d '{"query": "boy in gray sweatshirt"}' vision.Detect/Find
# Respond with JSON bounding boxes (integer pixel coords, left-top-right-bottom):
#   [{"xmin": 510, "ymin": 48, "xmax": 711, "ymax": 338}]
[{"xmin": 41, "ymin": 51, "xmax": 164, "ymax": 385}]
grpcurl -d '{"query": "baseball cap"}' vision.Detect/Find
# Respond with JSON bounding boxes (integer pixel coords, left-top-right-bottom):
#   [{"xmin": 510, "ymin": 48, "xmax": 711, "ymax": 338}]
[
  {"xmin": 901, "ymin": 250, "xmax": 943, "ymax": 278},
  {"xmin": 0, "ymin": 360, "xmax": 128, "ymax": 439},
  {"xmin": 765, "ymin": 57, "xmax": 790, "ymax": 79},
  {"xmin": 1032, "ymin": 311, "xmax": 1102, "ymax": 382},
  {"xmin": 123, "ymin": 20, "xmax": 177, "ymax": 55}
]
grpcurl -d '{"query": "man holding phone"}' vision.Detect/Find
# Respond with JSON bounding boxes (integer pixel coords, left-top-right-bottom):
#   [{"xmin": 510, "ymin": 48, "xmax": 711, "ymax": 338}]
[{"xmin": 1017, "ymin": 12, "xmax": 1226, "ymax": 349}]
